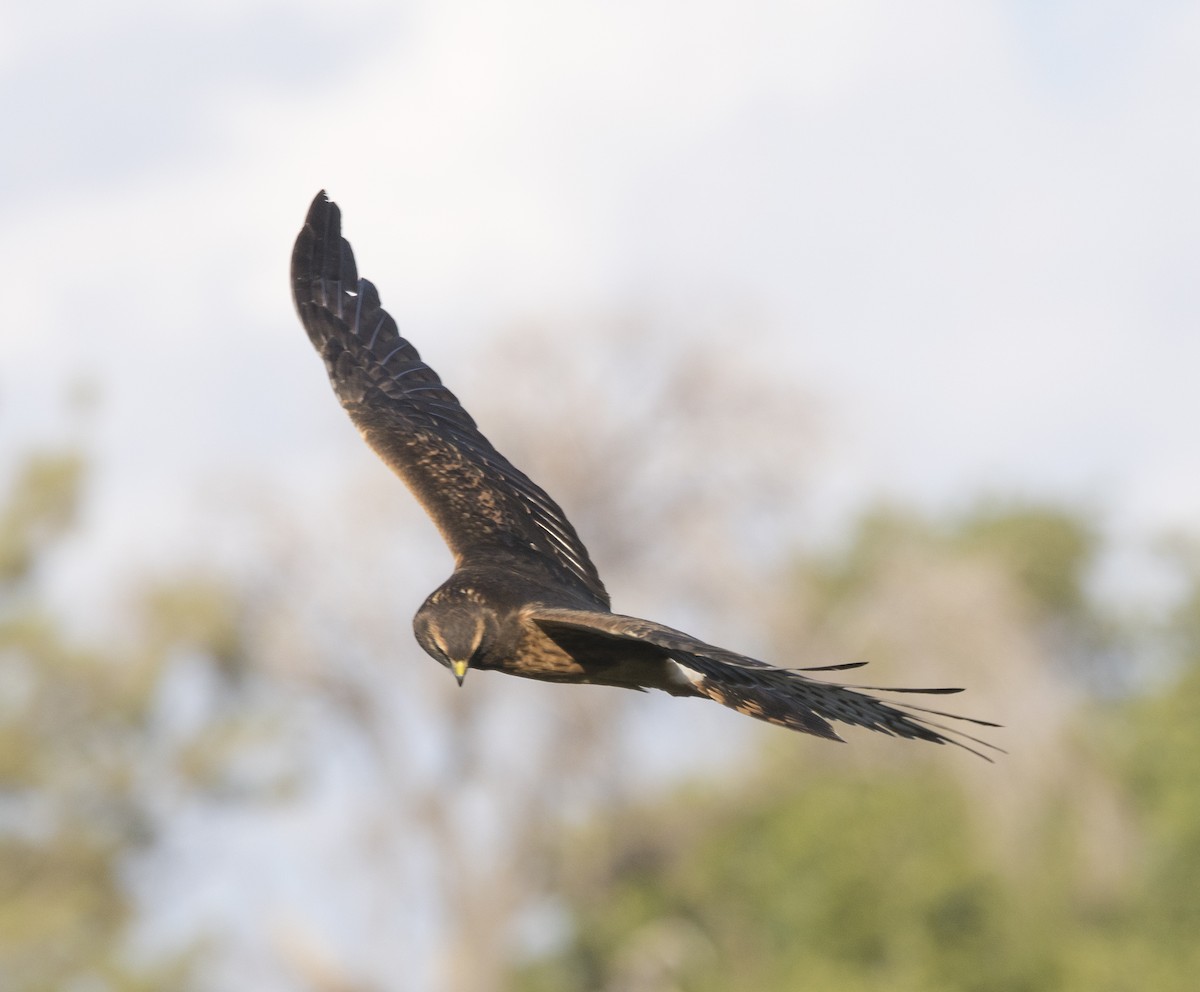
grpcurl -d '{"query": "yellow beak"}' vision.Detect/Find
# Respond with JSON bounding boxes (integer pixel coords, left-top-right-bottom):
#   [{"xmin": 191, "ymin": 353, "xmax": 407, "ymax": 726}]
[{"xmin": 451, "ymin": 659, "xmax": 468, "ymax": 686}]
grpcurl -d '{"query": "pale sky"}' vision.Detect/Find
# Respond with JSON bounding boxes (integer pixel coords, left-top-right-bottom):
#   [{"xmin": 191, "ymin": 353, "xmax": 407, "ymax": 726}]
[{"xmin": 4, "ymin": 0, "xmax": 1199, "ymax": 593}]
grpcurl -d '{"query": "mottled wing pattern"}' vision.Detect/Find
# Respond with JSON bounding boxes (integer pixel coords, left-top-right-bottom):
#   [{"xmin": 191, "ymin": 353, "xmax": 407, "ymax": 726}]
[
  {"xmin": 529, "ymin": 607, "xmax": 1000, "ymax": 759},
  {"xmin": 292, "ymin": 192, "xmax": 608, "ymax": 608}
]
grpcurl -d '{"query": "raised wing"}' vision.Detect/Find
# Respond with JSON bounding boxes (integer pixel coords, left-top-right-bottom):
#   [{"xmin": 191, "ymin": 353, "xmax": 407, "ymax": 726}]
[
  {"xmin": 292, "ymin": 192, "xmax": 609, "ymax": 608},
  {"xmin": 529, "ymin": 607, "xmax": 1001, "ymax": 758}
]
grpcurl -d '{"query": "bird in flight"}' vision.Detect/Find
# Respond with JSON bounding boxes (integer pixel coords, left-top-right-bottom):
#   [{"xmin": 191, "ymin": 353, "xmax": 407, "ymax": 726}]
[{"xmin": 292, "ymin": 192, "xmax": 999, "ymax": 759}]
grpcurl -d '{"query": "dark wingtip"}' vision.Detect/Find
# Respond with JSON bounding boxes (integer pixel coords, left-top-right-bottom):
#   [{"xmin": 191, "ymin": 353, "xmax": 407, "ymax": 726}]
[
  {"xmin": 293, "ymin": 191, "xmax": 347, "ymax": 321},
  {"xmin": 302, "ymin": 190, "xmax": 336, "ymax": 231}
]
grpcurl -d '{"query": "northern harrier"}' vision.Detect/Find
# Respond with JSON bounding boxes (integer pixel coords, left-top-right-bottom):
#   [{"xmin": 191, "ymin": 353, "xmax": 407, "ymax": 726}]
[{"xmin": 292, "ymin": 192, "xmax": 998, "ymax": 758}]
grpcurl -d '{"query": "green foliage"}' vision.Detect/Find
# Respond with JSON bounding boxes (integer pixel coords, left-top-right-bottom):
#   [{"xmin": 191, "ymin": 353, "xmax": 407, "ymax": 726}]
[
  {"xmin": 516, "ymin": 667, "xmax": 1200, "ymax": 992},
  {"xmin": 0, "ymin": 451, "xmax": 285, "ymax": 991},
  {"xmin": 801, "ymin": 501, "xmax": 1097, "ymax": 622},
  {"xmin": 952, "ymin": 502, "xmax": 1097, "ymax": 619},
  {"xmin": 6, "ymin": 442, "xmax": 1199, "ymax": 992},
  {"xmin": 518, "ymin": 773, "xmax": 1045, "ymax": 992},
  {"xmin": 510, "ymin": 500, "xmax": 1200, "ymax": 992},
  {"xmin": 0, "ymin": 452, "xmax": 85, "ymax": 585},
  {"xmin": 800, "ymin": 505, "xmax": 929, "ymax": 610},
  {"xmin": 1109, "ymin": 660, "xmax": 1200, "ymax": 943}
]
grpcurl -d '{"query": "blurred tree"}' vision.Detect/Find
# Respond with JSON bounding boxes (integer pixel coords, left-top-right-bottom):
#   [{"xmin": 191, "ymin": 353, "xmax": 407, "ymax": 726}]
[
  {"xmin": 1093, "ymin": 580, "xmax": 1200, "ymax": 987},
  {"xmin": 512, "ymin": 768, "xmax": 1063, "ymax": 992},
  {"xmin": 791, "ymin": 501, "xmax": 1100, "ymax": 644},
  {"xmin": 0, "ymin": 451, "xmax": 294, "ymax": 991},
  {"xmin": 16, "ymin": 328, "xmax": 1199, "ymax": 992},
  {"xmin": 952, "ymin": 502, "xmax": 1096, "ymax": 620},
  {"xmin": 0, "ymin": 451, "xmax": 85, "ymax": 584},
  {"xmin": 508, "ymin": 501, "xmax": 1200, "ymax": 992},
  {"xmin": 0, "ymin": 318, "xmax": 819, "ymax": 992},
  {"xmin": 0, "ymin": 448, "xmax": 166, "ymax": 990},
  {"xmin": 952, "ymin": 502, "xmax": 1127, "ymax": 691}
]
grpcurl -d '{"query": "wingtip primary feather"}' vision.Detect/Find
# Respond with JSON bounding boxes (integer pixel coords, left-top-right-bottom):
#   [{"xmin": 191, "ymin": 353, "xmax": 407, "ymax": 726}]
[{"xmin": 303, "ymin": 189, "xmax": 334, "ymax": 231}]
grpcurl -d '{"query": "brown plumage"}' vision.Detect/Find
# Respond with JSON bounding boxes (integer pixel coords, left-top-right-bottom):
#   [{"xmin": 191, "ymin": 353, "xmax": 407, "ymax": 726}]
[{"xmin": 291, "ymin": 191, "xmax": 1000, "ymax": 759}]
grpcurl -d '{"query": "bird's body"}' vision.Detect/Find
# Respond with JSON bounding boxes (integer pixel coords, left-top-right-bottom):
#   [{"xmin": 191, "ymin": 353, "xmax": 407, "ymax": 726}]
[{"xmin": 292, "ymin": 191, "xmax": 998, "ymax": 758}]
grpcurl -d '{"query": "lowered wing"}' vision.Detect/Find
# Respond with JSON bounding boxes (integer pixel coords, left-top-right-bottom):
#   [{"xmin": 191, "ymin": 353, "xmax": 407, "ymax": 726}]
[{"xmin": 529, "ymin": 606, "xmax": 1001, "ymax": 758}]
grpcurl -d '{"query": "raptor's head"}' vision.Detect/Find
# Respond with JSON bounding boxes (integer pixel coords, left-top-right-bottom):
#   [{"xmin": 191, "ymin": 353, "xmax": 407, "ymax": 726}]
[{"xmin": 413, "ymin": 587, "xmax": 500, "ymax": 685}]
